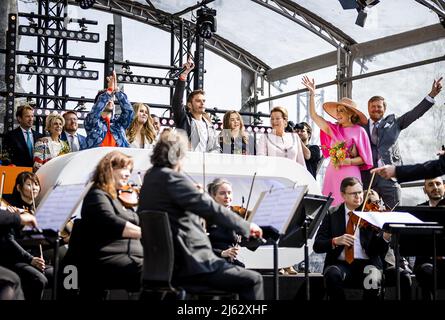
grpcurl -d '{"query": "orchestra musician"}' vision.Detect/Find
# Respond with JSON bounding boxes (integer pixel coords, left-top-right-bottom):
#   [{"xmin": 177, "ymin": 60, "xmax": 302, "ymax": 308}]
[
  {"xmin": 0, "ymin": 208, "xmax": 37, "ymax": 300},
  {"xmin": 4, "ymin": 172, "xmax": 40, "ymax": 212},
  {"xmin": 0, "ymin": 202, "xmax": 50, "ymax": 300},
  {"xmin": 78, "ymin": 150, "xmax": 142, "ymax": 299},
  {"xmin": 313, "ymin": 177, "xmax": 391, "ymax": 300},
  {"xmin": 207, "ymin": 178, "xmax": 245, "ymax": 267},
  {"xmin": 138, "ymin": 129, "xmax": 264, "ymax": 300}
]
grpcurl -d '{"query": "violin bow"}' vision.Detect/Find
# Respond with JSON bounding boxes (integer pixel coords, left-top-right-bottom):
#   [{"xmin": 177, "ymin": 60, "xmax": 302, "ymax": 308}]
[
  {"xmin": 0, "ymin": 172, "xmax": 5, "ymax": 207},
  {"xmin": 31, "ymin": 180, "xmax": 37, "ymax": 214},
  {"xmin": 353, "ymin": 171, "xmax": 376, "ymax": 236},
  {"xmin": 244, "ymin": 172, "xmax": 257, "ymax": 220}
]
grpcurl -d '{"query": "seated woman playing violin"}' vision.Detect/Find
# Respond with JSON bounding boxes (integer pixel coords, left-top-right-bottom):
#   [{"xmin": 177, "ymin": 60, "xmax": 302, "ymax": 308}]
[
  {"xmin": 76, "ymin": 150, "xmax": 142, "ymax": 299},
  {"xmin": 207, "ymin": 178, "xmax": 245, "ymax": 267},
  {"xmin": 3, "ymin": 172, "xmax": 40, "ymax": 213},
  {"xmin": 0, "ymin": 172, "xmax": 51, "ymax": 300}
]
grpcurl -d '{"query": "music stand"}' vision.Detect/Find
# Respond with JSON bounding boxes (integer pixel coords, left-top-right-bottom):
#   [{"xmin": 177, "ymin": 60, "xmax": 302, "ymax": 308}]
[
  {"xmin": 248, "ymin": 186, "xmax": 332, "ymax": 300},
  {"xmin": 25, "ymin": 182, "xmax": 93, "ymax": 299},
  {"xmin": 390, "ymin": 206, "xmax": 445, "ymax": 300}
]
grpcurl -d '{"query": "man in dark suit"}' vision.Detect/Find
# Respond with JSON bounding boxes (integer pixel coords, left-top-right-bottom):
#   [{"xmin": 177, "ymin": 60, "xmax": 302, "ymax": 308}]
[
  {"xmin": 314, "ymin": 177, "xmax": 390, "ymax": 300},
  {"xmin": 61, "ymin": 111, "xmax": 87, "ymax": 151},
  {"xmin": 417, "ymin": 177, "xmax": 444, "ymax": 207},
  {"xmin": 362, "ymin": 78, "xmax": 443, "ymax": 208},
  {"xmin": 371, "ymin": 153, "xmax": 445, "ymax": 183},
  {"xmin": 2, "ymin": 105, "xmax": 43, "ymax": 167},
  {"xmin": 138, "ymin": 129, "xmax": 264, "ymax": 300}
]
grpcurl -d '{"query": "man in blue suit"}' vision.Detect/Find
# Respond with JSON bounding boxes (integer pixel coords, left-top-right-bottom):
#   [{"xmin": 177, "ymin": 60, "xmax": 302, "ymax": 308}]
[
  {"xmin": 361, "ymin": 77, "xmax": 443, "ymax": 208},
  {"xmin": 61, "ymin": 111, "xmax": 87, "ymax": 152}
]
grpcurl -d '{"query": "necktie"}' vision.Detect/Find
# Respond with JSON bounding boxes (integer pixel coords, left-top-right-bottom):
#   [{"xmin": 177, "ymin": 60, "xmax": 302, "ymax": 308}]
[
  {"xmin": 371, "ymin": 122, "xmax": 379, "ymax": 145},
  {"xmin": 26, "ymin": 130, "xmax": 33, "ymax": 157},
  {"xmin": 69, "ymin": 135, "xmax": 78, "ymax": 152},
  {"xmin": 345, "ymin": 211, "xmax": 356, "ymax": 264}
]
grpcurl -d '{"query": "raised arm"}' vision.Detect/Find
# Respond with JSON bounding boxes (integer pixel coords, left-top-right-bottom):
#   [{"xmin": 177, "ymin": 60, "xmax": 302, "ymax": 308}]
[
  {"xmin": 172, "ymin": 57, "xmax": 195, "ymax": 128},
  {"xmin": 301, "ymin": 76, "xmax": 332, "ymax": 137},
  {"xmin": 397, "ymin": 77, "xmax": 442, "ymax": 130}
]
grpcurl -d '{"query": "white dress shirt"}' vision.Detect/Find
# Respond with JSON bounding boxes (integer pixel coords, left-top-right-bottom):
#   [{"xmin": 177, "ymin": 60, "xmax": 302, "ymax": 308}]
[{"xmin": 338, "ymin": 205, "xmax": 369, "ymax": 261}]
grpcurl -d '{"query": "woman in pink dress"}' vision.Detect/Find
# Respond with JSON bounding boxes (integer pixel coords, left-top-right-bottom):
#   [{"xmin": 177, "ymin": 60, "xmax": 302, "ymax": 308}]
[{"xmin": 302, "ymin": 76, "xmax": 373, "ymax": 206}]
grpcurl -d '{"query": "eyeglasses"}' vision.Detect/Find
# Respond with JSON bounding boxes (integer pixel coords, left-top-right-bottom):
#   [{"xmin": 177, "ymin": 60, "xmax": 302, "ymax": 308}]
[{"xmin": 344, "ymin": 191, "xmax": 363, "ymax": 197}]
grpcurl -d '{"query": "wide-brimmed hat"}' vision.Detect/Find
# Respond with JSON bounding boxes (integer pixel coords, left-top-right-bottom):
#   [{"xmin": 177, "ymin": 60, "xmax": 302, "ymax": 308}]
[{"xmin": 322, "ymin": 97, "xmax": 368, "ymax": 126}]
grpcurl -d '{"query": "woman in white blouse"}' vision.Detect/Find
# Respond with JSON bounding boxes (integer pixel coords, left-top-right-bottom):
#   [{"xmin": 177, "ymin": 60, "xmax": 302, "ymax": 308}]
[
  {"xmin": 33, "ymin": 113, "xmax": 70, "ymax": 171},
  {"xmin": 257, "ymin": 106, "xmax": 306, "ymax": 168},
  {"xmin": 126, "ymin": 103, "xmax": 157, "ymax": 149}
]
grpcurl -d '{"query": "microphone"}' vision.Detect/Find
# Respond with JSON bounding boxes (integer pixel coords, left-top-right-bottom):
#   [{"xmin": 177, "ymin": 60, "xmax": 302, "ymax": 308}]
[{"xmin": 169, "ymin": 66, "xmax": 188, "ymax": 79}]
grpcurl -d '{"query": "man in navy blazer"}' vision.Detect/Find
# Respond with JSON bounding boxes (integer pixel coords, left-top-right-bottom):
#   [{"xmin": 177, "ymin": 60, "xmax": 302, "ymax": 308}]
[
  {"xmin": 2, "ymin": 105, "xmax": 43, "ymax": 167},
  {"xmin": 361, "ymin": 78, "xmax": 443, "ymax": 208},
  {"xmin": 61, "ymin": 111, "xmax": 87, "ymax": 151}
]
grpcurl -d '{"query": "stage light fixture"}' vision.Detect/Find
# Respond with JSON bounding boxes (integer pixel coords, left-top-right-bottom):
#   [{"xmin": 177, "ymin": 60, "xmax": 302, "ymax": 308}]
[
  {"xmin": 27, "ymin": 16, "xmax": 37, "ymax": 28},
  {"xmin": 115, "ymin": 73, "xmax": 177, "ymax": 88},
  {"xmin": 74, "ymin": 99, "xmax": 86, "ymax": 111},
  {"xmin": 17, "ymin": 64, "xmax": 99, "ymax": 80},
  {"xmin": 19, "ymin": 25, "xmax": 99, "ymax": 42},
  {"xmin": 196, "ymin": 6, "xmax": 217, "ymax": 39},
  {"xmin": 79, "ymin": 21, "xmax": 88, "ymax": 32},
  {"xmin": 77, "ymin": 0, "xmax": 96, "ymax": 9},
  {"xmin": 122, "ymin": 63, "xmax": 133, "ymax": 75}
]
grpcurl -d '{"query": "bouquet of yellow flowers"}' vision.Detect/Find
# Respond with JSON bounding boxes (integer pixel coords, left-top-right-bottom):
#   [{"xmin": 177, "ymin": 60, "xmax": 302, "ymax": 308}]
[{"xmin": 324, "ymin": 141, "xmax": 349, "ymax": 168}]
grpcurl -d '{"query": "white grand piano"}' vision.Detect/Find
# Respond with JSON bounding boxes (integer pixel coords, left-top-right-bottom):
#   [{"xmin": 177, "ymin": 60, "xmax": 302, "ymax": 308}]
[{"xmin": 36, "ymin": 148, "xmax": 322, "ymax": 269}]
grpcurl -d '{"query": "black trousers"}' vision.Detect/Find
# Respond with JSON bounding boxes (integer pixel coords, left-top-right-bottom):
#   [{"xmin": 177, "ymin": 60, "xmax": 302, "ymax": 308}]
[
  {"xmin": 323, "ymin": 260, "xmax": 382, "ymax": 300},
  {"xmin": 175, "ymin": 263, "xmax": 264, "ymax": 300},
  {"xmin": 383, "ymin": 267, "xmax": 413, "ymax": 300},
  {"xmin": 414, "ymin": 260, "xmax": 445, "ymax": 300},
  {"xmin": 8, "ymin": 263, "xmax": 52, "ymax": 300},
  {"xmin": 0, "ymin": 266, "xmax": 24, "ymax": 300},
  {"xmin": 80, "ymin": 254, "xmax": 143, "ymax": 300}
]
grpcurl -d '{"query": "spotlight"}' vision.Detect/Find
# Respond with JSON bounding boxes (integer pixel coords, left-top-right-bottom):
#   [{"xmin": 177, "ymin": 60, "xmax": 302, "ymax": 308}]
[
  {"xmin": 122, "ymin": 63, "xmax": 133, "ymax": 75},
  {"xmin": 79, "ymin": 21, "xmax": 88, "ymax": 32},
  {"xmin": 252, "ymin": 113, "xmax": 263, "ymax": 126},
  {"xmin": 74, "ymin": 99, "xmax": 86, "ymax": 111},
  {"xmin": 355, "ymin": 8, "xmax": 367, "ymax": 27},
  {"xmin": 196, "ymin": 6, "xmax": 217, "ymax": 39},
  {"xmin": 27, "ymin": 16, "xmax": 37, "ymax": 28},
  {"xmin": 76, "ymin": 0, "xmax": 96, "ymax": 9},
  {"xmin": 27, "ymin": 54, "xmax": 36, "ymax": 66}
]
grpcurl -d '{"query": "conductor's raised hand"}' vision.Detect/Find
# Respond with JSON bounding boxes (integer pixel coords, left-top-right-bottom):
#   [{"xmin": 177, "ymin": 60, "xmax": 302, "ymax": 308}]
[
  {"xmin": 429, "ymin": 77, "xmax": 443, "ymax": 98},
  {"xmin": 249, "ymin": 222, "xmax": 263, "ymax": 239},
  {"xmin": 301, "ymin": 75, "xmax": 316, "ymax": 95},
  {"xmin": 370, "ymin": 165, "xmax": 396, "ymax": 180}
]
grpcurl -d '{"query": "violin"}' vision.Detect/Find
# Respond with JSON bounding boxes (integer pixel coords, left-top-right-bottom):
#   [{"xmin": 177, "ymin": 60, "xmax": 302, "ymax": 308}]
[
  {"xmin": 230, "ymin": 205, "xmax": 251, "ymax": 219},
  {"xmin": 117, "ymin": 184, "xmax": 140, "ymax": 208}
]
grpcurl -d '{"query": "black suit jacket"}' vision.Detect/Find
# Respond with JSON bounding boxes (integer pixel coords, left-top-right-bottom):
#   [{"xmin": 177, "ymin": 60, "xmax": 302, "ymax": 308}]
[
  {"xmin": 138, "ymin": 166, "xmax": 250, "ymax": 278},
  {"xmin": 3, "ymin": 127, "xmax": 43, "ymax": 167},
  {"xmin": 80, "ymin": 188, "xmax": 143, "ymax": 261},
  {"xmin": 396, "ymin": 155, "xmax": 445, "ymax": 183},
  {"xmin": 313, "ymin": 203, "xmax": 388, "ymax": 270}
]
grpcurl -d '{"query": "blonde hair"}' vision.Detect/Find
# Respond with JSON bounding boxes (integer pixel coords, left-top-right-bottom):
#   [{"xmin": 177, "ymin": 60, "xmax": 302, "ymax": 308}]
[
  {"xmin": 45, "ymin": 113, "xmax": 65, "ymax": 132},
  {"xmin": 270, "ymin": 106, "xmax": 288, "ymax": 124},
  {"xmin": 126, "ymin": 103, "xmax": 157, "ymax": 145},
  {"xmin": 221, "ymin": 110, "xmax": 248, "ymax": 144}
]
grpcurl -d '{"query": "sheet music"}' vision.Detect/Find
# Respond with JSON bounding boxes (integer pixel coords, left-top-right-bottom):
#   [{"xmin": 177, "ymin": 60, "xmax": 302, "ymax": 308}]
[
  {"xmin": 35, "ymin": 183, "xmax": 91, "ymax": 231},
  {"xmin": 250, "ymin": 186, "xmax": 307, "ymax": 234},
  {"xmin": 354, "ymin": 211, "xmax": 424, "ymax": 229}
]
